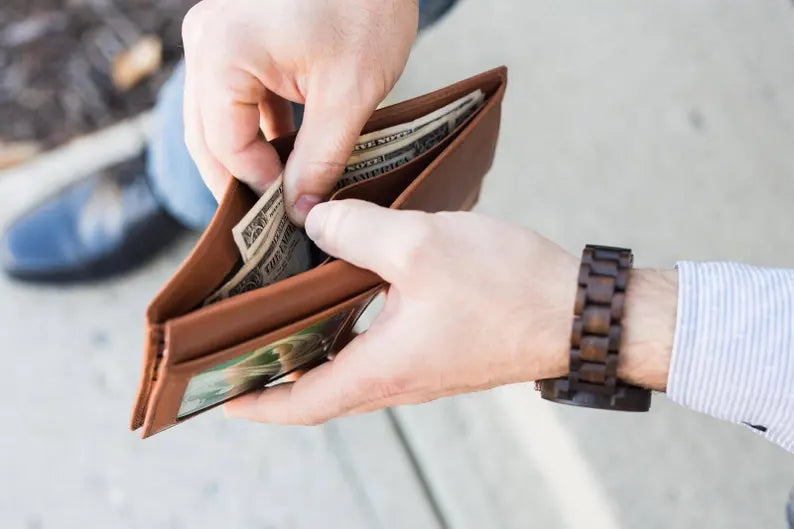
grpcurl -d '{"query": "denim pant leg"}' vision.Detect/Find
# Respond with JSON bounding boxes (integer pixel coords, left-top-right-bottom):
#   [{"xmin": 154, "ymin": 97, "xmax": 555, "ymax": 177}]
[
  {"xmin": 147, "ymin": 0, "xmax": 460, "ymax": 230},
  {"xmin": 418, "ymin": 0, "xmax": 459, "ymax": 30},
  {"xmin": 146, "ymin": 62, "xmax": 218, "ymax": 230},
  {"xmin": 787, "ymin": 490, "xmax": 794, "ymax": 529}
]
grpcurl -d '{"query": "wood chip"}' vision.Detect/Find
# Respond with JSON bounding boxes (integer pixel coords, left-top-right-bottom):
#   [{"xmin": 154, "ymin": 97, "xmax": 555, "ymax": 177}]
[
  {"xmin": 0, "ymin": 141, "xmax": 42, "ymax": 169},
  {"xmin": 111, "ymin": 34, "xmax": 162, "ymax": 91}
]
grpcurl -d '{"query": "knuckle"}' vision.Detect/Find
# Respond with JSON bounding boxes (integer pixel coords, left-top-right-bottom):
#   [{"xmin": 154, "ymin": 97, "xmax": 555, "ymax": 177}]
[
  {"xmin": 361, "ymin": 71, "xmax": 392, "ymax": 103},
  {"xmin": 292, "ymin": 397, "xmax": 327, "ymax": 426},
  {"xmin": 395, "ymin": 214, "xmax": 437, "ymax": 275},
  {"xmin": 181, "ymin": 2, "xmax": 209, "ymax": 46},
  {"xmin": 344, "ymin": 67, "xmax": 390, "ymax": 108},
  {"xmin": 356, "ymin": 374, "xmax": 408, "ymax": 402},
  {"xmin": 297, "ymin": 412, "xmax": 325, "ymax": 427},
  {"xmin": 183, "ymin": 2, "xmax": 239, "ymax": 54},
  {"xmin": 302, "ymin": 158, "xmax": 347, "ymax": 188},
  {"xmin": 203, "ymin": 127, "xmax": 230, "ymax": 159},
  {"xmin": 342, "ymin": 65, "xmax": 384, "ymax": 101},
  {"xmin": 379, "ymin": 375, "xmax": 411, "ymax": 400},
  {"xmin": 224, "ymin": 69, "xmax": 265, "ymax": 103}
]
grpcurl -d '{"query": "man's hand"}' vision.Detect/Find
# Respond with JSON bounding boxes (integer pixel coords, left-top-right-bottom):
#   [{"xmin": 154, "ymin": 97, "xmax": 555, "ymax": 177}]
[
  {"xmin": 224, "ymin": 200, "xmax": 674, "ymax": 425},
  {"xmin": 181, "ymin": 0, "xmax": 418, "ymax": 224}
]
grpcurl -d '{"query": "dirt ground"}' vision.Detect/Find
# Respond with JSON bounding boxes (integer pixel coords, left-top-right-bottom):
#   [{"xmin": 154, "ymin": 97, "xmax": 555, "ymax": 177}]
[{"xmin": 1, "ymin": 0, "xmax": 190, "ymax": 150}]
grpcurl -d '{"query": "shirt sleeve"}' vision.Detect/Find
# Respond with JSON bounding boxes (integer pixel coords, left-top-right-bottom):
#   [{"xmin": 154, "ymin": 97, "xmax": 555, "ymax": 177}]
[{"xmin": 668, "ymin": 261, "xmax": 794, "ymax": 452}]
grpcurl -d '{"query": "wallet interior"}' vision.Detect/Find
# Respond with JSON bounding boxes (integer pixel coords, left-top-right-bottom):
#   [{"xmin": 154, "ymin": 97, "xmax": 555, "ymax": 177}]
[{"xmin": 132, "ymin": 66, "xmax": 507, "ymax": 436}]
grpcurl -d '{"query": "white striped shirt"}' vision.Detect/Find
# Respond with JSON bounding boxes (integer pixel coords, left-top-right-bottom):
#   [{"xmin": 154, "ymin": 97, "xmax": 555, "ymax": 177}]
[{"xmin": 668, "ymin": 262, "xmax": 794, "ymax": 452}]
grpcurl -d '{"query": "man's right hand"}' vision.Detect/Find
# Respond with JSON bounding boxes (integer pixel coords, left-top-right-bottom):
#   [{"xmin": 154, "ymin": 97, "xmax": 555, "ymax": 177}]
[
  {"xmin": 224, "ymin": 200, "xmax": 677, "ymax": 425},
  {"xmin": 181, "ymin": 0, "xmax": 419, "ymax": 225}
]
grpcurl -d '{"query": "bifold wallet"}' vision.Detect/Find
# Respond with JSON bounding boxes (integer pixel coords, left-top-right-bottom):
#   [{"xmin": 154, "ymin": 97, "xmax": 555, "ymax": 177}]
[{"xmin": 131, "ymin": 66, "xmax": 508, "ymax": 438}]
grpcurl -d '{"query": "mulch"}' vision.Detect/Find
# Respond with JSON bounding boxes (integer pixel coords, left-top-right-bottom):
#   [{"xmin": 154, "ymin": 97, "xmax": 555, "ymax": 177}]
[{"xmin": 1, "ymin": 0, "xmax": 193, "ymax": 151}]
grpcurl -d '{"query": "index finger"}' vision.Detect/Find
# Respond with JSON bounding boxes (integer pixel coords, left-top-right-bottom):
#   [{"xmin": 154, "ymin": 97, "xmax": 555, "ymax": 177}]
[{"xmin": 199, "ymin": 67, "xmax": 284, "ymax": 195}]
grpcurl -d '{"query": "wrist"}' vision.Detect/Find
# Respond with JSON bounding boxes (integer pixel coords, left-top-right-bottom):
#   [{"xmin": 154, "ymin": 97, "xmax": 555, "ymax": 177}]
[
  {"xmin": 618, "ymin": 269, "xmax": 677, "ymax": 391},
  {"xmin": 533, "ymin": 266, "xmax": 677, "ymax": 392}
]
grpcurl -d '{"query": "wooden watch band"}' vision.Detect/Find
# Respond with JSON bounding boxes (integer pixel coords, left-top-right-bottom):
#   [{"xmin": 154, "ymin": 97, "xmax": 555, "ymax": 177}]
[{"xmin": 536, "ymin": 245, "xmax": 652, "ymax": 412}]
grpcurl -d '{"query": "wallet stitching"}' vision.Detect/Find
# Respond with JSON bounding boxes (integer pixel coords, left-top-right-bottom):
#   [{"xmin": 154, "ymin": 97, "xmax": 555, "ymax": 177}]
[{"xmin": 132, "ymin": 322, "xmax": 164, "ymax": 429}]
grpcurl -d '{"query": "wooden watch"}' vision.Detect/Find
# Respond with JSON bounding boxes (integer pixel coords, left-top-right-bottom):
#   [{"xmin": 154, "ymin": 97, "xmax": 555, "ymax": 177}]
[{"xmin": 536, "ymin": 245, "xmax": 652, "ymax": 411}]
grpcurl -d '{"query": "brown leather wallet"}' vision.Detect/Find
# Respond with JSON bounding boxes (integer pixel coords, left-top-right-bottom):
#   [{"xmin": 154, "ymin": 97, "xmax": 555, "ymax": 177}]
[{"xmin": 130, "ymin": 66, "xmax": 508, "ymax": 438}]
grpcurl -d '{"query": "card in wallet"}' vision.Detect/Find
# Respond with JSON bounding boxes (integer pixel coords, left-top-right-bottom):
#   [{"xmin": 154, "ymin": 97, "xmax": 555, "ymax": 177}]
[{"xmin": 131, "ymin": 66, "xmax": 508, "ymax": 438}]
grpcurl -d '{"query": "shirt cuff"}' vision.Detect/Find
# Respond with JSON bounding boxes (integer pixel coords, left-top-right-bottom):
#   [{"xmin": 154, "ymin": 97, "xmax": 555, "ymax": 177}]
[{"xmin": 668, "ymin": 261, "xmax": 794, "ymax": 453}]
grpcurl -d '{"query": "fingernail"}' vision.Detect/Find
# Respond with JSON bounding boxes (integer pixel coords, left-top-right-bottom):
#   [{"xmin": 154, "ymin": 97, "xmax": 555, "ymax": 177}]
[
  {"xmin": 294, "ymin": 194, "xmax": 323, "ymax": 219},
  {"xmin": 304, "ymin": 202, "xmax": 329, "ymax": 243}
]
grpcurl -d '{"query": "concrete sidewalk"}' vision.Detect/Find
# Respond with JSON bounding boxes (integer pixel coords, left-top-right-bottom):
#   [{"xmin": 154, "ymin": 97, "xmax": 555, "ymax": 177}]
[{"xmin": 2, "ymin": 1, "xmax": 794, "ymax": 528}]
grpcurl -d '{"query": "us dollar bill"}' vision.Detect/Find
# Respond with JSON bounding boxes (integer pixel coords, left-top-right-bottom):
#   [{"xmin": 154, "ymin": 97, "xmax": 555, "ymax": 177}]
[
  {"xmin": 344, "ymin": 90, "xmax": 483, "ymax": 171},
  {"xmin": 331, "ymin": 151, "xmax": 415, "ymax": 193},
  {"xmin": 335, "ymin": 90, "xmax": 484, "ymax": 190},
  {"xmin": 205, "ymin": 205, "xmax": 312, "ymax": 304},
  {"xmin": 351, "ymin": 89, "xmax": 483, "ymax": 153},
  {"xmin": 232, "ymin": 175, "xmax": 286, "ymax": 263}
]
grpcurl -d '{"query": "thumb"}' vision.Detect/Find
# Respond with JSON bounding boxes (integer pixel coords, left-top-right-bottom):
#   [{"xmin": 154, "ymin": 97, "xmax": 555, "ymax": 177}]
[
  {"xmin": 305, "ymin": 199, "xmax": 431, "ymax": 284},
  {"xmin": 283, "ymin": 94, "xmax": 376, "ymax": 226}
]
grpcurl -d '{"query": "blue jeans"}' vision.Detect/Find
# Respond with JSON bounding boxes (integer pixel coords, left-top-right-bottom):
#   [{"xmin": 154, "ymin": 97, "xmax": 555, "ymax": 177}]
[
  {"xmin": 788, "ymin": 489, "xmax": 794, "ymax": 529},
  {"xmin": 147, "ymin": 0, "xmax": 459, "ymax": 229}
]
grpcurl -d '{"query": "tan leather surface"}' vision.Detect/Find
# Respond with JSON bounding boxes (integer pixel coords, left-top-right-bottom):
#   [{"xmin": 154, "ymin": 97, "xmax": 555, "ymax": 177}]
[
  {"xmin": 146, "ymin": 288, "xmax": 382, "ymax": 436},
  {"xmin": 132, "ymin": 66, "xmax": 508, "ymax": 437}
]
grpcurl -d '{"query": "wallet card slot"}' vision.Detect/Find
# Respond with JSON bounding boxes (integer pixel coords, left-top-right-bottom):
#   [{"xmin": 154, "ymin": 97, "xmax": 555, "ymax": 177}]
[
  {"xmin": 329, "ymin": 92, "xmax": 488, "ymax": 207},
  {"xmin": 146, "ymin": 181, "xmax": 255, "ymax": 323},
  {"xmin": 162, "ymin": 259, "xmax": 382, "ymax": 365},
  {"xmin": 328, "ymin": 146, "xmax": 432, "ymax": 206},
  {"xmin": 393, "ymin": 75, "xmax": 505, "ymax": 213},
  {"xmin": 359, "ymin": 68, "xmax": 505, "ymax": 136},
  {"xmin": 141, "ymin": 286, "xmax": 382, "ymax": 437}
]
